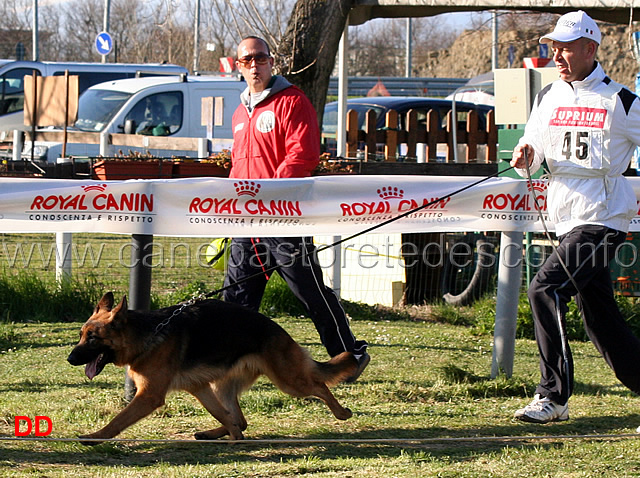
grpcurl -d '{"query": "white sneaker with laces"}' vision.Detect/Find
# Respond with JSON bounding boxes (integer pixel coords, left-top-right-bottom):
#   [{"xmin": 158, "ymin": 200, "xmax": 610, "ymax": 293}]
[{"xmin": 514, "ymin": 394, "xmax": 569, "ymax": 423}]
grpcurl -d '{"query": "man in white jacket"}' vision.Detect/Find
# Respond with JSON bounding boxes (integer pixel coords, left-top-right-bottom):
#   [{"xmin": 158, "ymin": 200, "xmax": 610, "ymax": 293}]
[{"xmin": 511, "ymin": 10, "xmax": 640, "ymax": 423}]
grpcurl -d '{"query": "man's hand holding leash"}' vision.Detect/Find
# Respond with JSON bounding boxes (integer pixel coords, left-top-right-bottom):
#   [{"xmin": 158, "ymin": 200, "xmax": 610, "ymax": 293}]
[{"xmin": 510, "ymin": 144, "xmax": 533, "ymax": 172}]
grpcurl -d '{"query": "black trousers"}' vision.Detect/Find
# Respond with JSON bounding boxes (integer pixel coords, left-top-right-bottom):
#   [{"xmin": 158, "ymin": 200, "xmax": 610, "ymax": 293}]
[
  {"xmin": 222, "ymin": 236, "xmax": 367, "ymax": 358},
  {"xmin": 529, "ymin": 224, "xmax": 640, "ymax": 405}
]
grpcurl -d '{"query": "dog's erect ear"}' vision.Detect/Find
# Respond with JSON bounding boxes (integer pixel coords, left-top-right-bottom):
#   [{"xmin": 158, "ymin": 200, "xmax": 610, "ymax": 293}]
[
  {"xmin": 111, "ymin": 295, "xmax": 128, "ymax": 316},
  {"xmin": 104, "ymin": 296, "xmax": 128, "ymax": 330},
  {"xmin": 95, "ymin": 292, "xmax": 115, "ymax": 313},
  {"xmin": 105, "ymin": 296, "xmax": 128, "ymax": 329}
]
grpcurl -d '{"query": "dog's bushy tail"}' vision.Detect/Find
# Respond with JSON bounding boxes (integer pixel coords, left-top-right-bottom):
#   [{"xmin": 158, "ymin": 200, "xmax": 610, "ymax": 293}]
[{"xmin": 313, "ymin": 352, "xmax": 358, "ymax": 386}]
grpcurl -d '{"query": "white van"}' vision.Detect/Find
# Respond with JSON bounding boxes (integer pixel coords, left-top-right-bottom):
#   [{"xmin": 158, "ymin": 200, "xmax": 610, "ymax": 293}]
[
  {"xmin": 22, "ymin": 74, "xmax": 245, "ymax": 163},
  {"xmin": 0, "ymin": 60, "xmax": 188, "ymax": 131}
]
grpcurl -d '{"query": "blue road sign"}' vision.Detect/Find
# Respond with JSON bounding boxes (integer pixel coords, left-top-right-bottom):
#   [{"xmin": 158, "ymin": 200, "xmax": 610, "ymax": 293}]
[
  {"xmin": 539, "ymin": 44, "xmax": 549, "ymax": 58},
  {"xmin": 95, "ymin": 32, "xmax": 113, "ymax": 56}
]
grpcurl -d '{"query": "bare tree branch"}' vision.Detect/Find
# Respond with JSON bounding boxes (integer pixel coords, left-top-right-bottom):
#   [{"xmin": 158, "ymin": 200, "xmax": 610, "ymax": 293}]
[{"xmin": 276, "ymin": 0, "xmax": 355, "ymax": 125}]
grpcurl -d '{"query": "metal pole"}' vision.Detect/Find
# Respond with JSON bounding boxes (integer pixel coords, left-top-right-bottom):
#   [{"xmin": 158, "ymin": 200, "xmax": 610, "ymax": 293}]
[
  {"xmin": 193, "ymin": 0, "xmax": 200, "ymax": 74},
  {"xmin": 102, "ymin": 0, "xmax": 111, "ymax": 63},
  {"xmin": 330, "ymin": 22, "xmax": 350, "ymax": 298},
  {"xmin": 128, "ymin": 234, "xmax": 153, "ymax": 309},
  {"xmin": 12, "ymin": 130, "xmax": 23, "ymax": 162},
  {"xmin": 337, "ymin": 19, "xmax": 349, "ymax": 158},
  {"xmin": 492, "ymin": 11, "xmax": 499, "ymax": 71},
  {"xmin": 55, "ymin": 232, "xmax": 72, "ymax": 285},
  {"xmin": 32, "ymin": 0, "xmax": 38, "ymax": 61},
  {"xmin": 198, "ymin": 137, "xmax": 210, "ymax": 159},
  {"xmin": 405, "ymin": 18, "xmax": 412, "ymax": 78},
  {"xmin": 330, "ymin": 236, "xmax": 342, "ymax": 298},
  {"xmin": 451, "ymin": 87, "xmax": 459, "ymax": 163},
  {"xmin": 491, "ymin": 231, "xmax": 523, "ymax": 378},
  {"xmin": 99, "ymin": 131, "xmax": 111, "ymax": 157},
  {"xmin": 333, "ymin": 19, "xmax": 349, "ymax": 287},
  {"xmin": 124, "ymin": 234, "xmax": 154, "ymax": 401}
]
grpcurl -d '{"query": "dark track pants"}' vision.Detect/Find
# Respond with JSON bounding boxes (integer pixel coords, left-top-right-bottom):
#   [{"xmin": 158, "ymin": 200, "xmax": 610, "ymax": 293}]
[
  {"xmin": 529, "ymin": 224, "xmax": 640, "ymax": 405},
  {"xmin": 222, "ymin": 236, "xmax": 367, "ymax": 358}
]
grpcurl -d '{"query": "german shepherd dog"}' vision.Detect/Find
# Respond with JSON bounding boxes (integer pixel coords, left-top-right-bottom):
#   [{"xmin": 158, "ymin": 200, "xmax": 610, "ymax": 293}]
[{"xmin": 67, "ymin": 292, "xmax": 357, "ymax": 442}]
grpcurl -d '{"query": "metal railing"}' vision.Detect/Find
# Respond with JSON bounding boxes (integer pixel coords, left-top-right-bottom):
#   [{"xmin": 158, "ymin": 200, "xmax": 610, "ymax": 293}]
[{"xmin": 327, "ymin": 76, "xmax": 468, "ymax": 98}]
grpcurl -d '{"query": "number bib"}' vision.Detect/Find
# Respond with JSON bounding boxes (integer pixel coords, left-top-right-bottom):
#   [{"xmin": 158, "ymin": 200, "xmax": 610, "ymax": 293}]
[{"xmin": 548, "ymin": 106, "xmax": 607, "ymax": 170}]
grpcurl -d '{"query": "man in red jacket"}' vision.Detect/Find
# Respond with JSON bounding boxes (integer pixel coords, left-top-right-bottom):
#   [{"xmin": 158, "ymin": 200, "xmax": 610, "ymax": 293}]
[{"xmin": 223, "ymin": 36, "xmax": 369, "ymax": 382}]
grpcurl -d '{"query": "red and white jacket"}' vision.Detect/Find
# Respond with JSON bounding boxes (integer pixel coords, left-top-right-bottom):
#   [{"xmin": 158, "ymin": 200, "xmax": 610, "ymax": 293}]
[{"xmin": 230, "ymin": 75, "xmax": 320, "ymax": 179}]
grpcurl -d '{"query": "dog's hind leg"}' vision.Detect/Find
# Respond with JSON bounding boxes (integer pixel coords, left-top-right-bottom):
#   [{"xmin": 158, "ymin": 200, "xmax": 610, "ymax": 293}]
[
  {"xmin": 307, "ymin": 382, "xmax": 353, "ymax": 420},
  {"xmin": 267, "ymin": 368, "xmax": 353, "ymax": 420},
  {"xmin": 264, "ymin": 344, "xmax": 354, "ymax": 421},
  {"xmin": 191, "ymin": 385, "xmax": 245, "ymax": 440}
]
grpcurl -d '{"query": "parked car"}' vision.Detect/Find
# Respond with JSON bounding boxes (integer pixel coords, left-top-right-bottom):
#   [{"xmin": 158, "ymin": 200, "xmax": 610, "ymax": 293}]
[
  {"xmin": 0, "ymin": 60, "xmax": 188, "ymax": 132},
  {"xmin": 321, "ymin": 96, "xmax": 494, "ymax": 160},
  {"xmin": 20, "ymin": 74, "xmax": 245, "ymax": 163}
]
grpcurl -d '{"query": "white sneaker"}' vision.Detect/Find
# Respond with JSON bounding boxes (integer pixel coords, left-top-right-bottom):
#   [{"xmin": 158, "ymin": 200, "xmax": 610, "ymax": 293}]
[{"xmin": 514, "ymin": 394, "xmax": 569, "ymax": 423}]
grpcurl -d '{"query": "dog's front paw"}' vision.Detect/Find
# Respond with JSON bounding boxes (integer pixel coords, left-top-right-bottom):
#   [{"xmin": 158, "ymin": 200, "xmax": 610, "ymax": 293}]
[
  {"xmin": 195, "ymin": 426, "xmax": 244, "ymax": 441},
  {"xmin": 194, "ymin": 431, "xmax": 213, "ymax": 440},
  {"xmin": 336, "ymin": 407, "xmax": 353, "ymax": 420},
  {"xmin": 78, "ymin": 434, "xmax": 106, "ymax": 446}
]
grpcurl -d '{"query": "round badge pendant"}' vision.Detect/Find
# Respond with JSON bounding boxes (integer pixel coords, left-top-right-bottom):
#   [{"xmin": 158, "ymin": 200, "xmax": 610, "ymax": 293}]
[{"xmin": 256, "ymin": 111, "xmax": 276, "ymax": 133}]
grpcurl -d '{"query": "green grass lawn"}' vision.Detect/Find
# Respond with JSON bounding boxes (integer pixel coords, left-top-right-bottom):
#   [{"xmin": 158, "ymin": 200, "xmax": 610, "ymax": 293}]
[
  {"xmin": 0, "ymin": 233, "xmax": 224, "ymax": 297},
  {"xmin": 2, "ymin": 316, "xmax": 640, "ymax": 477}
]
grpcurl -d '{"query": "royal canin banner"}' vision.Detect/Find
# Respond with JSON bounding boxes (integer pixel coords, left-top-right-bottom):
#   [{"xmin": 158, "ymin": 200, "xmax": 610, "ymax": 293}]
[{"xmin": 2, "ymin": 176, "xmax": 640, "ymax": 236}]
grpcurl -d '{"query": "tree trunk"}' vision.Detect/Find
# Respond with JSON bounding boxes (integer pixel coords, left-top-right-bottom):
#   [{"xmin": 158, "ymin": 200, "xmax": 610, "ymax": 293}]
[{"xmin": 275, "ymin": 0, "xmax": 355, "ymax": 127}]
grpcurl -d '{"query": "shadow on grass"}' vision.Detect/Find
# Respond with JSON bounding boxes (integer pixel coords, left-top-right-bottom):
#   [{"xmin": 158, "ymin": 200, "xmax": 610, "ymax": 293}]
[
  {"xmin": 297, "ymin": 339, "xmax": 483, "ymax": 355},
  {"xmin": 0, "ymin": 379, "xmax": 121, "ymax": 394},
  {"xmin": 2, "ymin": 413, "xmax": 639, "ymax": 468},
  {"xmin": 0, "ymin": 324, "xmax": 81, "ymax": 352}
]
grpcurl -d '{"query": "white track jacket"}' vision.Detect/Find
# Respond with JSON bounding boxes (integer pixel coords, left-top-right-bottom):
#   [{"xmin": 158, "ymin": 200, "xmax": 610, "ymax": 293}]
[{"xmin": 516, "ymin": 63, "xmax": 640, "ymax": 236}]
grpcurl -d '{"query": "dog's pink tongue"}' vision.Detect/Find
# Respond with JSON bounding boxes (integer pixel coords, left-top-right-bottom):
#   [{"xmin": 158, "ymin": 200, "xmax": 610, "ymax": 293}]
[{"xmin": 85, "ymin": 357, "xmax": 99, "ymax": 380}]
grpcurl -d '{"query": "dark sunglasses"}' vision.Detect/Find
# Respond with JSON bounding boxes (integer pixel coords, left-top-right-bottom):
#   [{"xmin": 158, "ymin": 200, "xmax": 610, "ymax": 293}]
[{"xmin": 237, "ymin": 53, "xmax": 271, "ymax": 66}]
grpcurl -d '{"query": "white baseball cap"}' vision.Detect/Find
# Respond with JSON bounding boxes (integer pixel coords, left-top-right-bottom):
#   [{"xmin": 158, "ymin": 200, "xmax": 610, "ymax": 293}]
[{"xmin": 540, "ymin": 10, "xmax": 601, "ymax": 45}]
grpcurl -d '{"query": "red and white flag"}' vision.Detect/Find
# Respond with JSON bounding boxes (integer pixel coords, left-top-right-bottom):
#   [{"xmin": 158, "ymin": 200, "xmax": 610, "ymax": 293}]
[{"xmin": 219, "ymin": 57, "xmax": 235, "ymax": 73}]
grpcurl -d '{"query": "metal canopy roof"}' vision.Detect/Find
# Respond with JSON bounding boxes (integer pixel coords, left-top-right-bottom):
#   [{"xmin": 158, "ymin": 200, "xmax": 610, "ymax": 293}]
[{"xmin": 350, "ymin": 0, "xmax": 639, "ymax": 25}]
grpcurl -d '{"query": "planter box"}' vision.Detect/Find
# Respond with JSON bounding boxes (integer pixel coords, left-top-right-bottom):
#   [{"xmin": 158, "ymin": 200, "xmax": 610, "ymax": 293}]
[
  {"xmin": 92, "ymin": 160, "xmax": 174, "ymax": 180},
  {"xmin": 313, "ymin": 160, "xmax": 498, "ymax": 177},
  {"xmin": 172, "ymin": 162, "xmax": 229, "ymax": 178}
]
